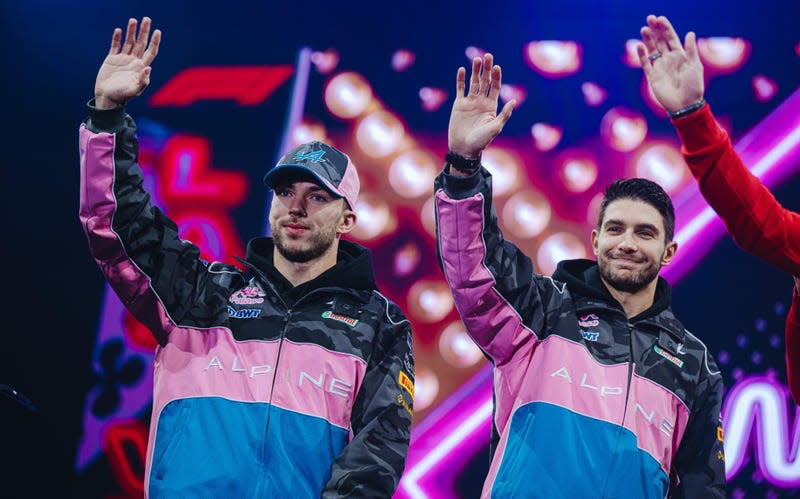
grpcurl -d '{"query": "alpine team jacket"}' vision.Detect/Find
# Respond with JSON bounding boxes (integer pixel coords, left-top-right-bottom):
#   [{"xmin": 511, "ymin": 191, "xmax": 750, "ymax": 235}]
[
  {"xmin": 434, "ymin": 166, "xmax": 725, "ymax": 498},
  {"xmin": 673, "ymin": 103, "xmax": 800, "ymax": 404},
  {"xmin": 78, "ymin": 102, "xmax": 415, "ymax": 498}
]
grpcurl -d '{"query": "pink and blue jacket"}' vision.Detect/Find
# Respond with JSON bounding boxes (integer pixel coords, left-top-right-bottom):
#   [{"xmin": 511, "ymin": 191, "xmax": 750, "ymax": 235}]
[
  {"xmin": 434, "ymin": 165, "xmax": 725, "ymax": 498},
  {"xmin": 79, "ymin": 102, "xmax": 414, "ymax": 498}
]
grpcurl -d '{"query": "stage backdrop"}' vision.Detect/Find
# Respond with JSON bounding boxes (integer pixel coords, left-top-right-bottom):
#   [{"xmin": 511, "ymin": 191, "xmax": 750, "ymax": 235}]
[{"xmin": 2, "ymin": 1, "xmax": 799, "ymax": 497}]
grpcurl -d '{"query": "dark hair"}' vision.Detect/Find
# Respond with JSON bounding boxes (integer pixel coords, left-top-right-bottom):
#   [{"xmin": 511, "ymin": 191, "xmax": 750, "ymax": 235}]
[{"xmin": 597, "ymin": 178, "xmax": 675, "ymax": 242}]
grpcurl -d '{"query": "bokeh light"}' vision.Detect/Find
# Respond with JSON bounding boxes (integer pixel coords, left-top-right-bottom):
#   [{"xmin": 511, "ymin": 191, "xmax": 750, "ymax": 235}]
[
  {"xmin": 634, "ymin": 143, "xmax": 688, "ymax": 194},
  {"xmin": 536, "ymin": 232, "xmax": 588, "ymax": 275},
  {"xmin": 407, "ymin": 280, "xmax": 454, "ymax": 323},
  {"xmin": 324, "ymin": 72, "xmax": 373, "ymax": 119},
  {"xmin": 389, "ymin": 150, "xmax": 438, "ymax": 198},
  {"xmin": 355, "ymin": 110, "xmax": 405, "ymax": 158},
  {"xmin": 502, "ymin": 190, "xmax": 552, "ymax": 239},
  {"xmin": 439, "ymin": 321, "xmax": 484, "ymax": 368}
]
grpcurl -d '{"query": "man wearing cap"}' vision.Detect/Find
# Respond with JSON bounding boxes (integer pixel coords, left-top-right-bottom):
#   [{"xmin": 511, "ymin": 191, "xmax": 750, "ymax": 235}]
[{"xmin": 79, "ymin": 18, "xmax": 413, "ymax": 498}]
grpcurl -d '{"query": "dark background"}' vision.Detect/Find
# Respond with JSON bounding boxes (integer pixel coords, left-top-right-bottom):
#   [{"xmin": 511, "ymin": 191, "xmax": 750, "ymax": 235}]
[{"xmin": 2, "ymin": 0, "xmax": 799, "ymax": 497}]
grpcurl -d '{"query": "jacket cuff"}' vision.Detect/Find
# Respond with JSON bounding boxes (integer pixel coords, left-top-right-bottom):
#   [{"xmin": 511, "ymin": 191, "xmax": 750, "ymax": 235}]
[
  {"xmin": 671, "ymin": 104, "xmax": 727, "ymax": 154},
  {"xmin": 439, "ymin": 163, "xmax": 485, "ymax": 199},
  {"xmin": 85, "ymin": 98, "xmax": 127, "ymax": 133}
]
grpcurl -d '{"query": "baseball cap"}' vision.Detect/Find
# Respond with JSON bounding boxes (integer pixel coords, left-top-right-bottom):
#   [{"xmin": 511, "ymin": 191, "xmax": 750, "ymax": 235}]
[{"xmin": 263, "ymin": 141, "xmax": 360, "ymax": 209}]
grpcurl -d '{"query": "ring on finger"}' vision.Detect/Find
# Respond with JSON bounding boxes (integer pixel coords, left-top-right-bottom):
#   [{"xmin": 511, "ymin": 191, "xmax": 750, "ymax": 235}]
[{"xmin": 648, "ymin": 51, "xmax": 663, "ymax": 62}]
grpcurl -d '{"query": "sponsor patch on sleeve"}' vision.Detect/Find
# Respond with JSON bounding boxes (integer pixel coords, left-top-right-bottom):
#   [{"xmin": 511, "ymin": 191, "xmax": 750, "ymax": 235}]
[{"xmin": 398, "ymin": 371, "xmax": 414, "ymax": 399}]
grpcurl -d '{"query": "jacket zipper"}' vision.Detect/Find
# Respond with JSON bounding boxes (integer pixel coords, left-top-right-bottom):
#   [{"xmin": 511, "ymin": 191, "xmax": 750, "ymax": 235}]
[{"xmin": 601, "ymin": 321, "xmax": 636, "ymax": 499}]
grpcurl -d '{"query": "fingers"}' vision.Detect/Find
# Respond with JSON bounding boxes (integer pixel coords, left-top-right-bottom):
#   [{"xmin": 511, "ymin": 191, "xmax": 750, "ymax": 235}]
[
  {"xmin": 488, "ymin": 64, "xmax": 502, "ymax": 100},
  {"xmin": 468, "ymin": 57, "xmax": 481, "ymax": 95},
  {"xmin": 495, "ymin": 100, "xmax": 515, "ymax": 131},
  {"xmin": 143, "ymin": 29, "xmax": 161, "ymax": 66},
  {"xmin": 640, "ymin": 26, "xmax": 658, "ymax": 55},
  {"xmin": 122, "ymin": 18, "xmax": 137, "ymax": 55},
  {"xmin": 635, "ymin": 43, "xmax": 654, "ymax": 75},
  {"xmin": 141, "ymin": 66, "xmax": 152, "ymax": 88},
  {"xmin": 657, "ymin": 16, "xmax": 682, "ymax": 52},
  {"xmin": 455, "ymin": 67, "xmax": 466, "ymax": 96},
  {"xmin": 479, "ymin": 53, "xmax": 493, "ymax": 96},
  {"xmin": 133, "ymin": 17, "xmax": 152, "ymax": 58},
  {"xmin": 109, "ymin": 28, "xmax": 122, "ymax": 55},
  {"xmin": 684, "ymin": 31, "xmax": 699, "ymax": 64},
  {"xmin": 646, "ymin": 15, "xmax": 671, "ymax": 54}
]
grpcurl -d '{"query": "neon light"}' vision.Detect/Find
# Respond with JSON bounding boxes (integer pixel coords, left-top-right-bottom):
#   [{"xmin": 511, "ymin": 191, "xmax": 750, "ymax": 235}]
[
  {"xmin": 149, "ymin": 66, "xmax": 294, "ymax": 106},
  {"xmin": 723, "ymin": 377, "xmax": 800, "ymax": 487}
]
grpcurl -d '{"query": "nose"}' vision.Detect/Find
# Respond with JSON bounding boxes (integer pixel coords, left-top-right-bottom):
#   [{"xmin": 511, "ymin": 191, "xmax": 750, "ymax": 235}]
[
  {"xmin": 287, "ymin": 195, "xmax": 307, "ymax": 217},
  {"xmin": 617, "ymin": 231, "xmax": 637, "ymax": 253}
]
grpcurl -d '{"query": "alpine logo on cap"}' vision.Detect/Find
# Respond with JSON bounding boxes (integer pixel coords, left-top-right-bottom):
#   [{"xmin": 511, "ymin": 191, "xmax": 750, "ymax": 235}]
[{"xmin": 295, "ymin": 150, "xmax": 326, "ymax": 162}]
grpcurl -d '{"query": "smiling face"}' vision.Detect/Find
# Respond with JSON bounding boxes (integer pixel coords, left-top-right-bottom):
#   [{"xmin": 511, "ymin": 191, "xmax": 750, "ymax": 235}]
[
  {"xmin": 592, "ymin": 198, "xmax": 677, "ymax": 294},
  {"xmin": 268, "ymin": 174, "xmax": 356, "ymax": 264}
]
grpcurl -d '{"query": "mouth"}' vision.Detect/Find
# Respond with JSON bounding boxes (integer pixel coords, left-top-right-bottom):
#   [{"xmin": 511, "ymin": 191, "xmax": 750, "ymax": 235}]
[{"xmin": 283, "ymin": 222, "xmax": 310, "ymax": 235}]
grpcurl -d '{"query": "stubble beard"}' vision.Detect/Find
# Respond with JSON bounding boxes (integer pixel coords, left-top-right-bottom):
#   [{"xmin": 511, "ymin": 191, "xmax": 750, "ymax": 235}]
[
  {"xmin": 272, "ymin": 219, "xmax": 338, "ymax": 263},
  {"xmin": 598, "ymin": 253, "xmax": 662, "ymax": 294}
]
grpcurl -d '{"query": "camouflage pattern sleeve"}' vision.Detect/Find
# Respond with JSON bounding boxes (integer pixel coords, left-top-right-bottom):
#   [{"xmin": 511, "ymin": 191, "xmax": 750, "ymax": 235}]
[
  {"xmin": 669, "ymin": 354, "xmax": 726, "ymax": 498},
  {"xmin": 321, "ymin": 306, "xmax": 414, "ymax": 498}
]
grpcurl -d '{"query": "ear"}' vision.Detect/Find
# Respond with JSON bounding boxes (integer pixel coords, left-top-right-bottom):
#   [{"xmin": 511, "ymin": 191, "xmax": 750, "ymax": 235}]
[
  {"xmin": 590, "ymin": 229, "xmax": 599, "ymax": 257},
  {"xmin": 337, "ymin": 205, "xmax": 357, "ymax": 235},
  {"xmin": 660, "ymin": 240, "xmax": 678, "ymax": 266}
]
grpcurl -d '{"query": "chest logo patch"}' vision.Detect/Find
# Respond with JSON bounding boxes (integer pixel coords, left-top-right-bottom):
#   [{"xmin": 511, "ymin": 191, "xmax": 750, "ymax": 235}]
[
  {"xmin": 398, "ymin": 371, "xmax": 415, "ymax": 398},
  {"xmin": 654, "ymin": 345, "xmax": 685, "ymax": 368},
  {"xmin": 322, "ymin": 310, "xmax": 359, "ymax": 328},
  {"xmin": 578, "ymin": 314, "xmax": 600, "ymax": 328},
  {"xmin": 580, "ymin": 330, "xmax": 599, "ymax": 342}
]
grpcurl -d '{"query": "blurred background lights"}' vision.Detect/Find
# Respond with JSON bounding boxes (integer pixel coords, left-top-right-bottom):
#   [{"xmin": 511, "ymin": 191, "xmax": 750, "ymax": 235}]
[
  {"xmin": 289, "ymin": 121, "xmax": 328, "ymax": 149},
  {"xmin": 581, "ymin": 82, "xmax": 608, "ymax": 107},
  {"xmin": 601, "ymin": 107, "xmax": 648, "ymax": 152},
  {"xmin": 558, "ymin": 157, "xmax": 598, "ymax": 193},
  {"xmin": 697, "ymin": 37, "xmax": 751, "ymax": 72},
  {"xmin": 310, "ymin": 49, "xmax": 339, "ymax": 74},
  {"xmin": 391, "ymin": 49, "xmax": 416, "ymax": 72},
  {"xmin": 324, "ymin": 72, "xmax": 373, "ymax": 119},
  {"xmin": 389, "ymin": 150, "xmax": 438, "ymax": 198},
  {"xmin": 421, "ymin": 196, "xmax": 437, "ymax": 237},
  {"xmin": 752, "ymin": 75, "xmax": 778, "ymax": 102},
  {"xmin": 355, "ymin": 110, "xmax": 405, "ymax": 158},
  {"xmin": 350, "ymin": 194, "xmax": 397, "ymax": 240},
  {"xmin": 393, "ymin": 243, "xmax": 421, "ymax": 277},
  {"xmin": 481, "ymin": 148, "xmax": 521, "ymax": 197},
  {"xmin": 524, "ymin": 41, "xmax": 582, "ymax": 77},
  {"xmin": 464, "ymin": 46, "xmax": 487, "ymax": 60},
  {"xmin": 623, "ymin": 39, "xmax": 642, "ymax": 67},
  {"xmin": 407, "ymin": 280, "xmax": 454, "ymax": 323},
  {"xmin": 439, "ymin": 321, "xmax": 484, "ymax": 368},
  {"xmin": 499, "ymin": 84, "xmax": 527, "ymax": 107},
  {"xmin": 502, "ymin": 190, "xmax": 552, "ymax": 239},
  {"xmin": 419, "ymin": 87, "xmax": 448, "ymax": 112},
  {"xmin": 530, "ymin": 123, "xmax": 562, "ymax": 152},
  {"xmin": 413, "ymin": 366, "xmax": 440, "ymax": 412},
  {"xmin": 536, "ymin": 232, "xmax": 588, "ymax": 275},
  {"xmin": 634, "ymin": 144, "xmax": 688, "ymax": 193}
]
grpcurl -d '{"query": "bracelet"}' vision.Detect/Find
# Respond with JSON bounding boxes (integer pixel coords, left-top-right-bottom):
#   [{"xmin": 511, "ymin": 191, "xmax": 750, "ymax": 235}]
[
  {"xmin": 668, "ymin": 98, "xmax": 706, "ymax": 119},
  {"xmin": 445, "ymin": 151, "xmax": 482, "ymax": 174}
]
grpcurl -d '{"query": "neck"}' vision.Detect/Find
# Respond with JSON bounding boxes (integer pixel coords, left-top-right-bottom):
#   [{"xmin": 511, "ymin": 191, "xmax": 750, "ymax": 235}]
[
  {"xmin": 601, "ymin": 276, "xmax": 659, "ymax": 319},
  {"xmin": 274, "ymin": 243, "xmax": 339, "ymax": 287}
]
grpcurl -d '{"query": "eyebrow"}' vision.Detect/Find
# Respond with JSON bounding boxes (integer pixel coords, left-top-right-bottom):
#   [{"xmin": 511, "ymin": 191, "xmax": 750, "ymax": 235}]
[{"xmin": 603, "ymin": 219, "xmax": 661, "ymax": 234}]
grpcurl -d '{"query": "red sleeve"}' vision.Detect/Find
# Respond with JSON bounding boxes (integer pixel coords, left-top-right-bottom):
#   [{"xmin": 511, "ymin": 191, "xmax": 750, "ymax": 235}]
[
  {"xmin": 788, "ymin": 286, "xmax": 800, "ymax": 404},
  {"xmin": 672, "ymin": 104, "xmax": 800, "ymax": 275}
]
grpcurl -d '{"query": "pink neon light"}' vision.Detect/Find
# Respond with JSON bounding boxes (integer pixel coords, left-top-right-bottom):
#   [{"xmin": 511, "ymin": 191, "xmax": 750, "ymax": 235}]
[{"xmin": 722, "ymin": 377, "xmax": 800, "ymax": 487}]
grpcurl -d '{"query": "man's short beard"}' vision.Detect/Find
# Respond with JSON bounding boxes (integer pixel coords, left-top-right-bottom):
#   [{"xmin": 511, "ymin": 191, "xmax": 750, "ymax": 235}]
[
  {"xmin": 272, "ymin": 221, "xmax": 337, "ymax": 263},
  {"xmin": 598, "ymin": 254, "xmax": 661, "ymax": 294}
]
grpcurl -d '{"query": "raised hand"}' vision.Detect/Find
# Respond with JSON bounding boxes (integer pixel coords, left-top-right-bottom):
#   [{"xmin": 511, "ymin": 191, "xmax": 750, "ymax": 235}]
[
  {"xmin": 447, "ymin": 53, "xmax": 515, "ymax": 159},
  {"xmin": 94, "ymin": 17, "xmax": 161, "ymax": 110},
  {"xmin": 636, "ymin": 15, "xmax": 704, "ymax": 114}
]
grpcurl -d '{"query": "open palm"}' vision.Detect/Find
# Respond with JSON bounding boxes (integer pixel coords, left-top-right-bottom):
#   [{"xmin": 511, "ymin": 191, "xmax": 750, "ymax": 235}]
[
  {"xmin": 95, "ymin": 17, "xmax": 161, "ymax": 109},
  {"xmin": 637, "ymin": 15, "xmax": 704, "ymax": 113},
  {"xmin": 448, "ymin": 53, "xmax": 514, "ymax": 159}
]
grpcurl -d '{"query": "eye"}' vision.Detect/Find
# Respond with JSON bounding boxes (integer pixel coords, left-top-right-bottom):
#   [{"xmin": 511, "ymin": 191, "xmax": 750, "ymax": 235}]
[
  {"xmin": 310, "ymin": 193, "xmax": 330, "ymax": 202},
  {"xmin": 637, "ymin": 230, "xmax": 655, "ymax": 239},
  {"xmin": 606, "ymin": 226, "xmax": 622, "ymax": 234},
  {"xmin": 276, "ymin": 188, "xmax": 291, "ymax": 197}
]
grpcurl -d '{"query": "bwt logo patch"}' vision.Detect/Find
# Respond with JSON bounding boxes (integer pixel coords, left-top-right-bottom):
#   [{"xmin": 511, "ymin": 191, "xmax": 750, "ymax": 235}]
[
  {"xmin": 228, "ymin": 306, "xmax": 262, "ymax": 319},
  {"xmin": 295, "ymin": 150, "xmax": 326, "ymax": 162},
  {"xmin": 580, "ymin": 330, "xmax": 599, "ymax": 342}
]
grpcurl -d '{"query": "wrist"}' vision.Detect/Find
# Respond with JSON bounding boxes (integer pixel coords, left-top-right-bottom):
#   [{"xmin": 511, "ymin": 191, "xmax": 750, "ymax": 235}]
[
  {"xmin": 668, "ymin": 98, "xmax": 706, "ymax": 119},
  {"xmin": 95, "ymin": 95, "xmax": 123, "ymax": 110},
  {"xmin": 445, "ymin": 151, "xmax": 482, "ymax": 175}
]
